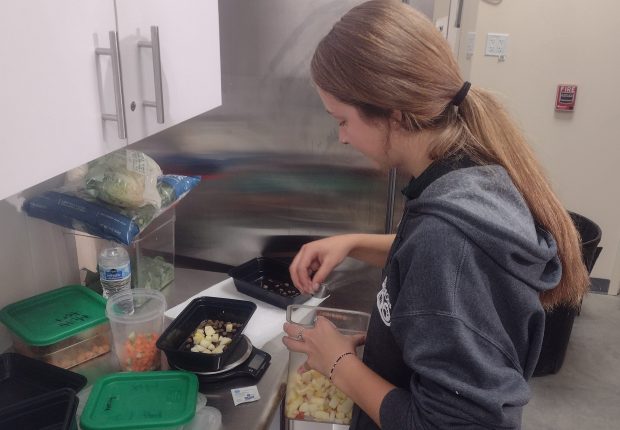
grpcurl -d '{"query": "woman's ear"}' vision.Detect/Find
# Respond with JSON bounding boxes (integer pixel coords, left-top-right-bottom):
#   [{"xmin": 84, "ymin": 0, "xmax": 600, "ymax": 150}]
[{"xmin": 390, "ymin": 110, "xmax": 403, "ymax": 128}]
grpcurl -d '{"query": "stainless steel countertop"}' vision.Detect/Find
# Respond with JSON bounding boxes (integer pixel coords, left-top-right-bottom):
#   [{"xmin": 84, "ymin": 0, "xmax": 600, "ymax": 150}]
[{"xmin": 74, "ymin": 264, "xmax": 381, "ymax": 430}]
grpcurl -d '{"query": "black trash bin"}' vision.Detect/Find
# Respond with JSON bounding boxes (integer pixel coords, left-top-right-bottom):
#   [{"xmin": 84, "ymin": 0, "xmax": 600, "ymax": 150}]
[{"xmin": 533, "ymin": 212, "xmax": 602, "ymax": 377}]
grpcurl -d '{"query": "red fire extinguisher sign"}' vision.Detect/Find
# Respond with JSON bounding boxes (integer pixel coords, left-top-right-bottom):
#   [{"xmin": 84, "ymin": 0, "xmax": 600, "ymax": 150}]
[{"xmin": 555, "ymin": 84, "xmax": 578, "ymax": 111}]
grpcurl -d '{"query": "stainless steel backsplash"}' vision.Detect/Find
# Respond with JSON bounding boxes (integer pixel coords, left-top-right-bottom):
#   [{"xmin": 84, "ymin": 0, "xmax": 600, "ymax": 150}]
[{"xmin": 132, "ymin": 0, "xmax": 410, "ymax": 268}]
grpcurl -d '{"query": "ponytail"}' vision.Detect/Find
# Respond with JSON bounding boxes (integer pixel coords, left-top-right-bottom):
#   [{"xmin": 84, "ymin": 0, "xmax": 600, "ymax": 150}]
[{"xmin": 455, "ymin": 88, "xmax": 590, "ymax": 308}]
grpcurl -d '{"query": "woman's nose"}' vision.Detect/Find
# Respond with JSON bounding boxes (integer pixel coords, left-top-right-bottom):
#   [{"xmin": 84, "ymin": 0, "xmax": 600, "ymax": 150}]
[{"xmin": 338, "ymin": 130, "xmax": 348, "ymax": 145}]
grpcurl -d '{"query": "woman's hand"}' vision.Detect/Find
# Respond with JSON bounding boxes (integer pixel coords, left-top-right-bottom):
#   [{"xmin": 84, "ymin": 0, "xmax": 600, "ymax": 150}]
[
  {"xmin": 289, "ymin": 234, "xmax": 395, "ymax": 294},
  {"xmin": 289, "ymin": 235, "xmax": 357, "ymax": 294},
  {"xmin": 282, "ymin": 317, "xmax": 366, "ymax": 376}
]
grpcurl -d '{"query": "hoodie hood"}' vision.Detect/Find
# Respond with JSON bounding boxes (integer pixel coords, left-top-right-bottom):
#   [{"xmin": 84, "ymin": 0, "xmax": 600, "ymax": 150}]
[{"xmin": 407, "ymin": 164, "xmax": 561, "ymax": 293}]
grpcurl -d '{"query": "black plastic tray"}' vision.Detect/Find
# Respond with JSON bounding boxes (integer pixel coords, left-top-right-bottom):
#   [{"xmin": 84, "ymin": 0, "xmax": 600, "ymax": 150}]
[
  {"xmin": 0, "ymin": 352, "xmax": 86, "ymax": 412},
  {"xmin": 0, "ymin": 387, "xmax": 78, "ymax": 430},
  {"xmin": 228, "ymin": 257, "xmax": 311, "ymax": 309},
  {"xmin": 156, "ymin": 297, "xmax": 257, "ymax": 372}
]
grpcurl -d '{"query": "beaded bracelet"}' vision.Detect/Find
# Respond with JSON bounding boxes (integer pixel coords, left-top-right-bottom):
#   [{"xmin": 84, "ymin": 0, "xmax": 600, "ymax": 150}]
[{"xmin": 329, "ymin": 351, "xmax": 354, "ymax": 382}]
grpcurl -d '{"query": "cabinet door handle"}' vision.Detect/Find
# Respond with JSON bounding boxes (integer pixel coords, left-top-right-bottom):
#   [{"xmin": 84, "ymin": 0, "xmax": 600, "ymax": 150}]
[
  {"xmin": 138, "ymin": 26, "xmax": 165, "ymax": 124},
  {"xmin": 95, "ymin": 31, "xmax": 127, "ymax": 139}
]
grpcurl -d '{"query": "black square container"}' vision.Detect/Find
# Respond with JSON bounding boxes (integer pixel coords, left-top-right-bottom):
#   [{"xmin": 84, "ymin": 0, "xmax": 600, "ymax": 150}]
[
  {"xmin": 0, "ymin": 352, "xmax": 86, "ymax": 412},
  {"xmin": 156, "ymin": 297, "xmax": 257, "ymax": 372},
  {"xmin": 228, "ymin": 257, "xmax": 311, "ymax": 309},
  {"xmin": 0, "ymin": 387, "xmax": 79, "ymax": 430}
]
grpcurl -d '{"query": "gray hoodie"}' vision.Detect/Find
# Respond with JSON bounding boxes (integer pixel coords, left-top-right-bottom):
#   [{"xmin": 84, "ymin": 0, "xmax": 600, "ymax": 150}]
[{"xmin": 351, "ymin": 161, "xmax": 561, "ymax": 430}]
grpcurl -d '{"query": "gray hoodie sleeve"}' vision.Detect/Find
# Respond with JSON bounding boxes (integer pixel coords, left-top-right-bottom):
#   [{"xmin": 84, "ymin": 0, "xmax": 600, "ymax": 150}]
[{"xmin": 379, "ymin": 216, "xmax": 538, "ymax": 430}]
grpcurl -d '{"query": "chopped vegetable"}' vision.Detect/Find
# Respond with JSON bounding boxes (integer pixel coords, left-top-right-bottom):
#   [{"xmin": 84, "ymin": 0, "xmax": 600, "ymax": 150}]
[
  {"xmin": 286, "ymin": 369, "xmax": 353, "ymax": 424},
  {"xmin": 181, "ymin": 319, "xmax": 242, "ymax": 355},
  {"xmin": 120, "ymin": 331, "xmax": 160, "ymax": 371}
]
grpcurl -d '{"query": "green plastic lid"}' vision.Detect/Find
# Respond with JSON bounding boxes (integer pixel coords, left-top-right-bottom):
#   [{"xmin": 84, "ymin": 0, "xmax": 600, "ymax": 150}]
[
  {"xmin": 0, "ymin": 285, "xmax": 108, "ymax": 346},
  {"xmin": 80, "ymin": 371, "xmax": 198, "ymax": 430}
]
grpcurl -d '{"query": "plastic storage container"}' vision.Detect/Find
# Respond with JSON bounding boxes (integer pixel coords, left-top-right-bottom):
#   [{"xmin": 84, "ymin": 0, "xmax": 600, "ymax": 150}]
[
  {"xmin": 80, "ymin": 371, "xmax": 198, "ymax": 430},
  {"xmin": 0, "ymin": 352, "xmax": 86, "ymax": 412},
  {"xmin": 228, "ymin": 257, "xmax": 311, "ymax": 309},
  {"xmin": 0, "ymin": 388, "xmax": 79, "ymax": 430},
  {"xmin": 73, "ymin": 206, "xmax": 176, "ymax": 292},
  {"xmin": 157, "ymin": 297, "xmax": 257, "ymax": 372},
  {"xmin": 0, "ymin": 285, "xmax": 111, "ymax": 369},
  {"xmin": 284, "ymin": 305, "xmax": 370, "ymax": 425},
  {"xmin": 106, "ymin": 288, "xmax": 167, "ymax": 371}
]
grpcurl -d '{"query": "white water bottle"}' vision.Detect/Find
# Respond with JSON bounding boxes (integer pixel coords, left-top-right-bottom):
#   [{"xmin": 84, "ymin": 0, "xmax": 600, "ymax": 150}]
[{"xmin": 98, "ymin": 247, "xmax": 132, "ymax": 299}]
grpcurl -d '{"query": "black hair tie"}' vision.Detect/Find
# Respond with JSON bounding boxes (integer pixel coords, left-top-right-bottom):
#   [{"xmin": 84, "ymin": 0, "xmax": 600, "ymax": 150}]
[{"xmin": 451, "ymin": 81, "xmax": 471, "ymax": 107}]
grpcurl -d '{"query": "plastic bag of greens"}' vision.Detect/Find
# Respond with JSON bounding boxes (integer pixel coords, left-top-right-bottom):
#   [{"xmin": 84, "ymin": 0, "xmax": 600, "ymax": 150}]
[
  {"xmin": 85, "ymin": 149, "xmax": 163, "ymax": 209},
  {"xmin": 157, "ymin": 175, "xmax": 201, "ymax": 207},
  {"xmin": 23, "ymin": 172, "xmax": 200, "ymax": 246}
]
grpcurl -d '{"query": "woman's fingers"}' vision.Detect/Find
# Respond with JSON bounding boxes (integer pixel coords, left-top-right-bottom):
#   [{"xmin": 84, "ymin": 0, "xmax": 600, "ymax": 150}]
[
  {"xmin": 282, "ymin": 322, "xmax": 311, "ymax": 353},
  {"xmin": 290, "ymin": 246, "xmax": 319, "ymax": 293}
]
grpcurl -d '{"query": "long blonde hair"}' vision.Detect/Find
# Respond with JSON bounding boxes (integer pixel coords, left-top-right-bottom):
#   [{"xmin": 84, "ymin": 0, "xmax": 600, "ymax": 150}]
[{"xmin": 311, "ymin": 0, "xmax": 589, "ymax": 309}]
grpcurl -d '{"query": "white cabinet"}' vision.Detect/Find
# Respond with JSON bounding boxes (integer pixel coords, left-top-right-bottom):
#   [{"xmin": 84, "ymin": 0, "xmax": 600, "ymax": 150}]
[
  {"xmin": 0, "ymin": 1, "xmax": 125, "ymax": 201},
  {"xmin": 0, "ymin": 0, "xmax": 221, "ymax": 201},
  {"xmin": 116, "ymin": 0, "xmax": 222, "ymax": 143}
]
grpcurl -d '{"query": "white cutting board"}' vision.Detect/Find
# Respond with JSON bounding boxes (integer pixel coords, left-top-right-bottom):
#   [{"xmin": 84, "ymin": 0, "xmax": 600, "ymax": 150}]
[{"xmin": 165, "ymin": 277, "xmax": 326, "ymax": 348}]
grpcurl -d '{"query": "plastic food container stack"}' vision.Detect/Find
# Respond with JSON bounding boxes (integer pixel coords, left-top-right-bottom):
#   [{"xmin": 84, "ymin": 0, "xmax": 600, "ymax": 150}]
[
  {"xmin": 157, "ymin": 297, "xmax": 256, "ymax": 372},
  {"xmin": 0, "ymin": 352, "xmax": 87, "ymax": 411},
  {"xmin": 0, "ymin": 387, "xmax": 80, "ymax": 430},
  {"xmin": 80, "ymin": 371, "xmax": 198, "ymax": 430},
  {"xmin": 228, "ymin": 257, "xmax": 311, "ymax": 309},
  {"xmin": 285, "ymin": 305, "xmax": 370, "ymax": 425},
  {"xmin": 0, "ymin": 285, "xmax": 111, "ymax": 368}
]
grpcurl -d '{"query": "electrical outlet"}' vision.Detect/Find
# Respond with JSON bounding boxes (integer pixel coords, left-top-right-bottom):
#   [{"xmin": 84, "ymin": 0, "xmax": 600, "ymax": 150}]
[{"xmin": 485, "ymin": 33, "xmax": 509, "ymax": 57}]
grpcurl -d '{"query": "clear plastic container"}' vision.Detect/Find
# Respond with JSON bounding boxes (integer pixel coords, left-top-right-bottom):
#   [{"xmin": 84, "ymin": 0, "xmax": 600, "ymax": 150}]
[
  {"xmin": 72, "ymin": 207, "xmax": 176, "ymax": 292},
  {"xmin": 0, "ymin": 285, "xmax": 111, "ymax": 369},
  {"xmin": 131, "ymin": 207, "xmax": 175, "ymax": 291},
  {"xmin": 106, "ymin": 288, "xmax": 166, "ymax": 372},
  {"xmin": 285, "ymin": 305, "xmax": 370, "ymax": 425}
]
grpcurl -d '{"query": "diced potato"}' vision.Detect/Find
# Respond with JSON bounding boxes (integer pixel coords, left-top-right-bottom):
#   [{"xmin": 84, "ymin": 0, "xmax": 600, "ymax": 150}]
[
  {"xmin": 309, "ymin": 396, "xmax": 324, "ymax": 405},
  {"xmin": 204, "ymin": 325, "xmax": 216, "ymax": 336},
  {"xmin": 295, "ymin": 384, "xmax": 314, "ymax": 396},
  {"xmin": 226, "ymin": 323, "xmax": 233, "ymax": 332},
  {"xmin": 213, "ymin": 346, "xmax": 224, "ymax": 354},
  {"xmin": 301, "ymin": 371, "xmax": 314, "ymax": 384},
  {"xmin": 337, "ymin": 398, "xmax": 353, "ymax": 414},
  {"xmin": 199, "ymin": 339, "xmax": 211, "ymax": 348},
  {"xmin": 286, "ymin": 364, "xmax": 354, "ymax": 424},
  {"xmin": 207, "ymin": 343, "xmax": 216, "ymax": 351},
  {"xmin": 328, "ymin": 397, "xmax": 339, "ymax": 409},
  {"xmin": 220, "ymin": 336, "xmax": 232, "ymax": 346},
  {"xmin": 313, "ymin": 410, "xmax": 330, "ymax": 421}
]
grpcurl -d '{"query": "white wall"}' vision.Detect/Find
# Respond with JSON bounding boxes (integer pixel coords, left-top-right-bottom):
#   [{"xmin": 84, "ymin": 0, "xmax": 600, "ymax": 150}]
[
  {"xmin": 462, "ymin": 0, "xmax": 620, "ymax": 294},
  {"xmin": 0, "ymin": 177, "xmax": 80, "ymax": 350}
]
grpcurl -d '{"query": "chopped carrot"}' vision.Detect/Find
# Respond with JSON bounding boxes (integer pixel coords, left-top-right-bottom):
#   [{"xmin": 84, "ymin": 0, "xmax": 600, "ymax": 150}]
[{"xmin": 120, "ymin": 331, "xmax": 160, "ymax": 371}]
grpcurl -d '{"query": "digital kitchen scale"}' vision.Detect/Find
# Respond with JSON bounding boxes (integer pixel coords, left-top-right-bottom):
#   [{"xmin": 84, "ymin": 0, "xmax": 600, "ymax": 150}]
[{"xmin": 170, "ymin": 335, "xmax": 271, "ymax": 383}]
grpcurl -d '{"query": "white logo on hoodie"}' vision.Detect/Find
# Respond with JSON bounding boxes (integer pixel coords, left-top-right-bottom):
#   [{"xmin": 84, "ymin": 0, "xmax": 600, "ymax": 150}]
[{"xmin": 377, "ymin": 277, "xmax": 391, "ymax": 326}]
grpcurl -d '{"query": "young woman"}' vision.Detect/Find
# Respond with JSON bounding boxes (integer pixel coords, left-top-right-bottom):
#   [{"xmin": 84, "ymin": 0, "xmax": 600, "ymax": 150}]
[{"xmin": 281, "ymin": 1, "xmax": 589, "ymax": 429}]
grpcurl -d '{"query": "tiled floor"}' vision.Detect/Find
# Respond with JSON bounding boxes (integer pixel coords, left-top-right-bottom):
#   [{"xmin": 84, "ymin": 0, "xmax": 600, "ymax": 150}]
[
  {"xmin": 289, "ymin": 293, "xmax": 620, "ymax": 430},
  {"xmin": 523, "ymin": 293, "xmax": 620, "ymax": 429}
]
